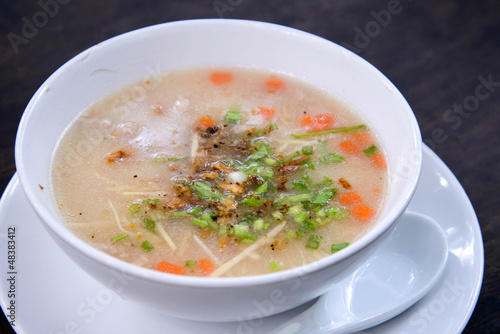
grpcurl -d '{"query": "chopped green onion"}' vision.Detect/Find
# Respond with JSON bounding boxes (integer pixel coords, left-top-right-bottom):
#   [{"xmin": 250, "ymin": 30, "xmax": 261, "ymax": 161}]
[
  {"xmin": 264, "ymin": 158, "xmax": 277, "ymax": 166},
  {"xmin": 192, "ymin": 181, "xmax": 223, "ymax": 201},
  {"xmin": 295, "ymin": 212, "xmax": 309, "ymax": 224},
  {"xmin": 144, "ymin": 219, "xmax": 156, "ymax": 233},
  {"xmin": 288, "ymin": 205, "xmax": 304, "ymax": 216},
  {"xmin": 301, "ymin": 146, "xmax": 314, "ymax": 155},
  {"xmin": 191, "ymin": 218, "xmax": 208, "ymax": 228},
  {"xmin": 141, "ymin": 240, "xmax": 154, "ymax": 252},
  {"xmin": 201, "ymin": 212, "xmax": 219, "ymax": 230},
  {"xmin": 218, "ymin": 225, "xmax": 228, "ymax": 236},
  {"xmin": 234, "ymin": 225, "xmax": 250, "ymax": 235},
  {"xmin": 312, "ymin": 188, "xmax": 337, "ymax": 205},
  {"xmin": 252, "ymin": 128, "xmax": 268, "ymax": 137},
  {"xmin": 316, "ymin": 209, "xmax": 326, "ymax": 218},
  {"xmin": 306, "ymin": 235, "xmax": 322, "ymax": 249},
  {"xmin": 185, "ymin": 260, "xmax": 197, "ymax": 267},
  {"xmin": 128, "ymin": 203, "xmax": 141, "ymax": 215},
  {"xmin": 291, "ymin": 125, "xmax": 367, "ymax": 139},
  {"xmin": 319, "ymin": 153, "xmax": 344, "ymax": 164},
  {"xmin": 272, "ymin": 211, "xmax": 284, "ymax": 220},
  {"xmin": 142, "ymin": 198, "xmax": 160, "ymax": 205},
  {"xmin": 331, "ymin": 242, "xmax": 349, "ymax": 253},
  {"xmin": 168, "ymin": 157, "xmax": 183, "ymax": 161},
  {"xmin": 291, "ymin": 180, "xmax": 312, "ymax": 194},
  {"xmin": 188, "ymin": 207, "xmax": 203, "ymax": 216},
  {"xmin": 255, "ymin": 181, "xmax": 268, "ymax": 195},
  {"xmin": 223, "ymin": 104, "xmax": 242, "ymax": 123},
  {"xmin": 298, "ymin": 220, "xmax": 318, "ymax": 236},
  {"xmin": 326, "ymin": 207, "xmax": 348, "ymax": 219},
  {"xmin": 319, "ymin": 177, "xmax": 334, "ymax": 187},
  {"xmin": 253, "ymin": 218, "xmax": 265, "ymax": 231},
  {"xmin": 283, "ymin": 193, "xmax": 313, "ymax": 204},
  {"xmin": 241, "ymin": 196, "xmax": 266, "ymax": 207},
  {"xmin": 171, "ymin": 211, "xmax": 187, "ymax": 218},
  {"xmin": 111, "ymin": 233, "xmax": 129, "ymax": 242},
  {"xmin": 250, "ymin": 144, "xmax": 270, "ymax": 160},
  {"xmin": 269, "ymin": 123, "xmax": 278, "ymax": 131},
  {"xmin": 269, "ymin": 261, "xmax": 281, "ymax": 271},
  {"xmin": 303, "ymin": 160, "xmax": 315, "ymax": 170},
  {"xmin": 285, "ymin": 230, "xmax": 297, "ymax": 240},
  {"xmin": 363, "ymin": 145, "xmax": 378, "ymax": 156}
]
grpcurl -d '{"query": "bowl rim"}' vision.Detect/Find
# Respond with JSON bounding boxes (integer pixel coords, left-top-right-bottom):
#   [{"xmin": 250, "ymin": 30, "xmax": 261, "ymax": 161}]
[{"xmin": 15, "ymin": 18, "xmax": 422, "ymax": 288}]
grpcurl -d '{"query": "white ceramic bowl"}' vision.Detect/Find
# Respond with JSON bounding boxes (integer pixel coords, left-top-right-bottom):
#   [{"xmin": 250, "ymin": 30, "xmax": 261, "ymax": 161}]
[{"xmin": 15, "ymin": 19, "xmax": 421, "ymax": 322}]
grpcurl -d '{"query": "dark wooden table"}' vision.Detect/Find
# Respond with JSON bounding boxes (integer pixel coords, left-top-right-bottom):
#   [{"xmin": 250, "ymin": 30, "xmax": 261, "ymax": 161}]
[{"xmin": 1, "ymin": 1, "xmax": 498, "ymax": 333}]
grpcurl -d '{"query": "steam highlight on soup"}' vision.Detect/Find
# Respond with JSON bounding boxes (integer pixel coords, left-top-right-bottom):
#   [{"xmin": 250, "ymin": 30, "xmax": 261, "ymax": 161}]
[{"xmin": 50, "ymin": 68, "xmax": 388, "ymax": 277}]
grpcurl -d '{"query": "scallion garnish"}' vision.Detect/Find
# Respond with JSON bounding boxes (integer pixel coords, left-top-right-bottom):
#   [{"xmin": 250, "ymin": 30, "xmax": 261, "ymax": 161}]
[
  {"xmin": 363, "ymin": 145, "xmax": 378, "ymax": 156},
  {"xmin": 269, "ymin": 261, "xmax": 281, "ymax": 271},
  {"xmin": 171, "ymin": 211, "xmax": 188, "ymax": 218},
  {"xmin": 291, "ymin": 124, "xmax": 367, "ymax": 139},
  {"xmin": 185, "ymin": 260, "xmax": 197, "ymax": 267},
  {"xmin": 191, "ymin": 218, "xmax": 208, "ymax": 228},
  {"xmin": 144, "ymin": 219, "xmax": 156, "ymax": 233},
  {"xmin": 306, "ymin": 235, "xmax": 322, "ymax": 249},
  {"xmin": 331, "ymin": 242, "xmax": 349, "ymax": 253},
  {"xmin": 111, "ymin": 233, "xmax": 129, "ymax": 242},
  {"xmin": 128, "ymin": 203, "xmax": 141, "ymax": 215},
  {"xmin": 141, "ymin": 240, "xmax": 154, "ymax": 252}
]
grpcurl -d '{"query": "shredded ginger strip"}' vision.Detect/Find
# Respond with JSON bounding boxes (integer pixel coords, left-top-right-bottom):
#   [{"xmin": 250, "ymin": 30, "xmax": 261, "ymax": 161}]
[
  {"xmin": 156, "ymin": 224, "xmax": 177, "ymax": 252},
  {"xmin": 108, "ymin": 200, "xmax": 128, "ymax": 233},
  {"xmin": 193, "ymin": 235, "xmax": 221, "ymax": 265},
  {"xmin": 209, "ymin": 222, "xmax": 287, "ymax": 277}
]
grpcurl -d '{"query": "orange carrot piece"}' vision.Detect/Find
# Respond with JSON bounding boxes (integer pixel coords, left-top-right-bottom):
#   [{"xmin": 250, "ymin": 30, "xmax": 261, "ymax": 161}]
[
  {"xmin": 300, "ymin": 115, "xmax": 314, "ymax": 126},
  {"xmin": 339, "ymin": 191, "xmax": 362, "ymax": 206},
  {"xmin": 352, "ymin": 203, "xmax": 375, "ymax": 221},
  {"xmin": 339, "ymin": 140, "xmax": 359, "ymax": 155},
  {"xmin": 198, "ymin": 259, "xmax": 214, "ymax": 274},
  {"xmin": 353, "ymin": 132, "xmax": 371, "ymax": 147},
  {"xmin": 210, "ymin": 71, "xmax": 232, "ymax": 85},
  {"xmin": 199, "ymin": 116, "xmax": 217, "ymax": 128},
  {"xmin": 265, "ymin": 76, "xmax": 284, "ymax": 89},
  {"xmin": 300, "ymin": 114, "xmax": 334, "ymax": 131},
  {"xmin": 373, "ymin": 153, "xmax": 387, "ymax": 169},
  {"xmin": 257, "ymin": 106, "xmax": 276, "ymax": 118},
  {"xmin": 156, "ymin": 261, "xmax": 185, "ymax": 275}
]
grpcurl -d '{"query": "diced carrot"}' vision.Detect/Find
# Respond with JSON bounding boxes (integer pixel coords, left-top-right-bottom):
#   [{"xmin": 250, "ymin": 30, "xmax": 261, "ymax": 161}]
[
  {"xmin": 300, "ymin": 114, "xmax": 334, "ymax": 131},
  {"xmin": 352, "ymin": 203, "xmax": 375, "ymax": 221},
  {"xmin": 210, "ymin": 71, "xmax": 232, "ymax": 85},
  {"xmin": 265, "ymin": 76, "xmax": 284, "ymax": 90},
  {"xmin": 353, "ymin": 132, "xmax": 371, "ymax": 147},
  {"xmin": 198, "ymin": 259, "xmax": 214, "ymax": 274},
  {"xmin": 300, "ymin": 115, "xmax": 314, "ymax": 126},
  {"xmin": 257, "ymin": 106, "xmax": 276, "ymax": 118},
  {"xmin": 373, "ymin": 153, "xmax": 387, "ymax": 169},
  {"xmin": 156, "ymin": 261, "xmax": 185, "ymax": 275},
  {"xmin": 339, "ymin": 191, "xmax": 362, "ymax": 206},
  {"xmin": 199, "ymin": 116, "xmax": 217, "ymax": 128},
  {"xmin": 339, "ymin": 140, "xmax": 359, "ymax": 155}
]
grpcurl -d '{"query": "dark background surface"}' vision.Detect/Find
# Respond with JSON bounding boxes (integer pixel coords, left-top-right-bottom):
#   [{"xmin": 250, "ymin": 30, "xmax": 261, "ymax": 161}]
[{"xmin": 0, "ymin": 0, "xmax": 498, "ymax": 333}]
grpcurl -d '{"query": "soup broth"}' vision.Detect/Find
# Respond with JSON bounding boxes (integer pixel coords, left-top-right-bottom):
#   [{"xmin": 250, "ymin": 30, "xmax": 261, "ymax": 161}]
[{"xmin": 51, "ymin": 68, "xmax": 388, "ymax": 277}]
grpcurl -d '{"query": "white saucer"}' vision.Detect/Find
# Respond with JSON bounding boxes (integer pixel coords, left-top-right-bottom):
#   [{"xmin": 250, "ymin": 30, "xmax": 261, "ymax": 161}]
[{"xmin": 0, "ymin": 145, "xmax": 483, "ymax": 334}]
